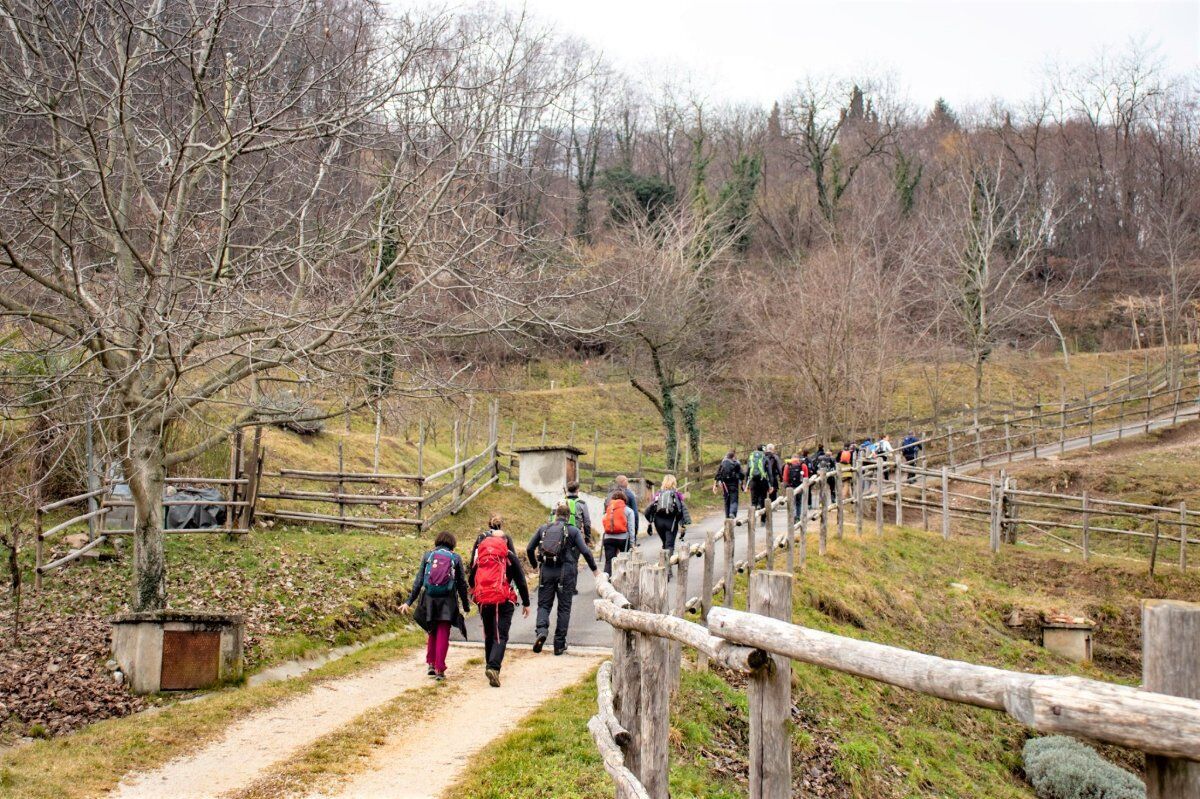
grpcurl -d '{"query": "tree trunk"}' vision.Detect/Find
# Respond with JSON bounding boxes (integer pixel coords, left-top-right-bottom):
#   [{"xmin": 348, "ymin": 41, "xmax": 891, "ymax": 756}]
[
  {"xmin": 683, "ymin": 397, "xmax": 702, "ymax": 478},
  {"xmin": 125, "ymin": 420, "xmax": 167, "ymax": 612},
  {"xmin": 974, "ymin": 352, "xmax": 985, "ymax": 422},
  {"xmin": 659, "ymin": 386, "xmax": 678, "ymax": 473}
]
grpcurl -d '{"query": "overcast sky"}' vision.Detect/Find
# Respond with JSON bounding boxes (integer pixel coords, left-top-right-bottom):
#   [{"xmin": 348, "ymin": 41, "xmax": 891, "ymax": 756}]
[{"xmin": 487, "ymin": 0, "xmax": 1199, "ymax": 112}]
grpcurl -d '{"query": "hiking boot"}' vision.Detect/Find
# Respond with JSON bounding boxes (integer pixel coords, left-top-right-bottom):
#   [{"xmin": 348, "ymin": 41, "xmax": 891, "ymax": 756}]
[
  {"xmin": 427, "ymin": 666, "xmax": 436, "ymax": 677},
  {"xmin": 485, "ymin": 667, "xmax": 501, "ymax": 688},
  {"xmin": 533, "ymin": 634, "xmax": 546, "ymax": 653},
  {"xmin": 554, "ymin": 645, "xmax": 567, "ymax": 656},
  {"xmin": 434, "ymin": 672, "xmax": 446, "ymax": 682}
]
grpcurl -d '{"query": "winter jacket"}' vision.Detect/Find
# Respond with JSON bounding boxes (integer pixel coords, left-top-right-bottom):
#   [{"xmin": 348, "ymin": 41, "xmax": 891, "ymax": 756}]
[
  {"xmin": 526, "ymin": 522, "xmax": 598, "ymax": 572},
  {"xmin": 715, "ymin": 458, "xmax": 744, "ymax": 488},
  {"xmin": 647, "ymin": 489, "xmax": 692, "ymax": 537},
  {"xmin": 406, "ymin": 547, "xmax": 471, "ymax": 638}
]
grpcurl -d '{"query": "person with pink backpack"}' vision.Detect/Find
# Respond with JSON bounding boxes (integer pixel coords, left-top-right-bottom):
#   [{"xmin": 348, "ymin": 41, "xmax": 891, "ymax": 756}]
[
  {"xmin": 469, "ymin": 515, "xmax": 530, "ymax": 687},
  {"xmin": 400, "ymin": 531, "xmax": 470, "ymax": 682}
]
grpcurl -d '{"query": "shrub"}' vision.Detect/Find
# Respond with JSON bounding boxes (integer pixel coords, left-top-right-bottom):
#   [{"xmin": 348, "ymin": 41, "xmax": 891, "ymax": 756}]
[
  {"xmin": 259, "ymin": 391, "xmax": 326, "ymax": 435},
  {"xmin": 1023, "ymin": 736, "xmax": 1144, "ymax": 799}
]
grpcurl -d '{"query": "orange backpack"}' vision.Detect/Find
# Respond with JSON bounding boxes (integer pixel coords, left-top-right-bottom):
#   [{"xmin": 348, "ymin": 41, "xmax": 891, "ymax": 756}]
[{"xmin": 603, "ymin": 498, "xmax": 629, "ymax": 536}]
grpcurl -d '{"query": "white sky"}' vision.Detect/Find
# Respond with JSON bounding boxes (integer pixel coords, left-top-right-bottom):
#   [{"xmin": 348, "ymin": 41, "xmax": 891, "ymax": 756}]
[{"xmin": 489, "ymin": 0, "xmax": 1199, "ymax": 112}]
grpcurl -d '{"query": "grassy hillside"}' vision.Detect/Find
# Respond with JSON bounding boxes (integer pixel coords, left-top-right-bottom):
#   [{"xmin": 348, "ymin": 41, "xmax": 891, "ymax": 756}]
[{"xmin": 452, "ymin": 527, "xmax": 1199, "ymax": 798}]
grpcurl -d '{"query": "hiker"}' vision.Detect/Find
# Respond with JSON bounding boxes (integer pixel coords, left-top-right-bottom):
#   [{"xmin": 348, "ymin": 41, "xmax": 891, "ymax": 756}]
[
  {"xmin": 901, "ymin": 432, "xmax": 922, "ymax": 482},
  {"xmin": 561, "ymin": 481, "xmax": 593, "ymax": 546},
  {"xmin": 646, "ymin": 474, "xmax": 691, "ymax": 554},
  {"xmin": 799, "ymin": 449, "xmax": 814, "ymax": 509},
  {"xmin": 469, "ymin": 517, "xmax": 530, "ymax": 688},
  {"xmin": 601, "ymin": 488, "xmax": 635, "ymax": 575},
  {"xmin": 837, "ymin": 442, "xmax": 856, "ymax": 499},
  {"xmin": 813, "ymin": 445, "xmax": 837, "ymax": 504},
  {"xmin": 400, "ymin": 531, "xmax": 471, "ymax": 682},
  {"xmin": 526, "ymin": 502, "xmax": 599, "ymax": 656},
  {"xmin": 470, "ymin": 513, "xmax": 517, "ymax": 561},
  {"xmin": 606, "ymin": 475, "xmax": 640, "ymax": 545},
  {"xmin": 714, "ymin": 450, "xmax": 743, "ymax": 519},
  {"xmin": 783, "ymin": 453, "xmax": 808, "ymax": 519},
  {"xmin": 876, "ymin": 434, "xmax": 895, "ymax": 481},
  {"xmin": 745, "ymin": 444, "xmax": 771, "ymax": 512},
  {"xmin": 764, "ymin": 444, "xmax": 784, "ymax": 502}
]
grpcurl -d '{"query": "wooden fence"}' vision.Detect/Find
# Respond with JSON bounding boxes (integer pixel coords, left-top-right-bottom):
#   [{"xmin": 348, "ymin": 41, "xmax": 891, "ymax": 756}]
[
  {"xmin": 256, "ymin": 400, "xmax": 500, "ymax": 533},
  {"xmin": 592, "ymin": 554, "xmax": 1200, "ymax": 799}
]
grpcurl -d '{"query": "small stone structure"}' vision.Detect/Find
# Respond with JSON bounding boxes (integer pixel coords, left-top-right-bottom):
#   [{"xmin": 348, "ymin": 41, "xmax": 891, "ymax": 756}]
[
  {"xmin": 514, "ymin": 445, "xmax": 585, "ymax": 507},
  {"xmin": 1041, "ymin": 614, "xmax": 1094, "ymax": 663},
  {"xmin": 111, "ymin": 610, "xmax": 244, "ymax": 694}
]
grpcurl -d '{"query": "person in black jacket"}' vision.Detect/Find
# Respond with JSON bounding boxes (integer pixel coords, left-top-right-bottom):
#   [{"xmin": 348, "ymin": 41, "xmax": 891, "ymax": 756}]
[
  {"xmin": 468, "ymin": 515, "xmax": 530, "ymax": 687},
  {"xmin": 764, "ymin": 444, "xmax": 784, "ymax": 502},
  {"xmin": 715, "ymin": 450, "xmax": 744, "ymax": 519},
  {"xmin": 400, "ymin": 531, "xmax": 470, "ymax": 682},
  {"xmin": 526, "ymin": 502, "xmax": 599, "ymax": 656}
]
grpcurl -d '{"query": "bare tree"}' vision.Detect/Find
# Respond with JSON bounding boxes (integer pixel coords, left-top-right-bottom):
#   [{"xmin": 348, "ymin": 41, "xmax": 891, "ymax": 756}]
[
  {"xmin": 925, "ymin": 155, "xmax": 1082, "ymax": 413},
  {"xmin": 582, "ymin": 210, "xmax": 741, "ymax": 469},
  {"xmin": 0, "ymin": 0, "xmax": 592, "ymax": 611}
]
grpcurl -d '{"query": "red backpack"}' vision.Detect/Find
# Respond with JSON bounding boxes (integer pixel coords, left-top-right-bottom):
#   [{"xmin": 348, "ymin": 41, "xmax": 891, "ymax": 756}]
[
  {"xmin": 472, "ymin": 535, "xmax": 515, "ymax": 605},
  {"xmin": 603, "ymin": 498, "xmax": 629, "ymax": 536}
]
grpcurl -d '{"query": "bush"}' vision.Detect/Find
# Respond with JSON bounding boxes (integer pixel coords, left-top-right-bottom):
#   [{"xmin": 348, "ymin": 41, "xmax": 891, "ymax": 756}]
[
  {"xmin": 1023, "ymin": 736, "xmax": 1144, "ymax": 799},
  {"xmin": 259, "ymin": 391, "xmax": 326, "ymax": 435}
]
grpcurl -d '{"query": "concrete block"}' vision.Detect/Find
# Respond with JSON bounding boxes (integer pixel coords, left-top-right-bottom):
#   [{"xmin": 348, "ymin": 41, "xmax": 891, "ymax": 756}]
[{"xmin": 111, "ymin": 610, "xmax": 245, "ymax": 694}]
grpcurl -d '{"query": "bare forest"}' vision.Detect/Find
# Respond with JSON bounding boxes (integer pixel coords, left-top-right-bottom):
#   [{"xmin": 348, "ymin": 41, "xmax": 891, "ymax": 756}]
[{"xmin": 2, "ymin": 0, "xmax": 1198, "ymax": 613}]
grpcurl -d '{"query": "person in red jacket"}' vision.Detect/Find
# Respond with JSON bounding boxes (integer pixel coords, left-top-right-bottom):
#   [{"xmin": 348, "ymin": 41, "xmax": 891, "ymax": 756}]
[{"xmin": 469, "ymin": 517, "xmax": 530, "ymax": 687}]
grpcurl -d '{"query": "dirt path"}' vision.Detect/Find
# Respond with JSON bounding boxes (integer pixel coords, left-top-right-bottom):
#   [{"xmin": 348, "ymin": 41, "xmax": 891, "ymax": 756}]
[
  {"xmin": 107, "ymin": 644, "xmax": 601, "ymax": 799},
  {"xmin": 307, "ymin": 648, "xmax": 603, "ymax": 799}
]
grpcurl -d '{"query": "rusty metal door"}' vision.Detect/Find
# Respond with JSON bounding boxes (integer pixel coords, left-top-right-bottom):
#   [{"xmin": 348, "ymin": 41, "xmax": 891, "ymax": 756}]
[{"xmin": 161, "ymin": 630, "xmax": 220, "ymax": 690}]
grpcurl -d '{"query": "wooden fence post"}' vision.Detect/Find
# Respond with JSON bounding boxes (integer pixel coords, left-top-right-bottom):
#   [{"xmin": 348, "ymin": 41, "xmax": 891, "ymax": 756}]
[
  {"xmin": 746, "ymin": 506, "xmax": 757, "ymax": 574},
  {"xmin": 540, "ymin": 419, "xmax": 547, "ymax": 445},
  {"xmin": 975, "ymin": 423, "xmax": 983, "ymax": 463},
  {"xmin": 33, "ymin": 495, "xmax": 43, "ymax": 592},
  {"xmin": 835, "ymin": 468, "xmax": 845, "ymax": 539},
  {"xmin": 1143, "ymin": 600, "xmax": 1200, "ymax": 799},
  {"xmin": 784, "ymin": 488, "xmax": 796, "ymax": 574},
  {"xmin": 699, "ymin": 526, "xmax": 716, "ymax": 671},
  {"xmin": 1003, "ymin": 476, "xmax": 1018, "ymax": 545},
  {"xmin": 764, "ymin": 495, "xmax": 776, "ymax": 570},
  {"xmin": 941, "ymin": 467, "xmax": 950, "ymax": 541},
  {"xmin": 920, "ymin": 454, "xmax": 929, "ymax": 532},
  {"xmin": 723, "ymin": 518, "xmax": 736, "ymax": 608},
  {"xmin": 799, "ymin": 480, "xmax": 809, "ymax": 568},
  {"xmin": 988, "ymin": 477, "xmax": 999, "ymax": 554},
  {"xmin": 1088, "ymin": 403, "xmax": 1095, "ymax": 447},
  {"xmin": 1181, "ymin": 502, "xmax": 1189, "ymax": 573},
  {"xmin": 336, "ymin": 441, "xmax": 346, "ymax": 533},
  {"xmin": 875, "ymin": 459, "xmax": 884, "ymax": 536},
  {"xmin": 748, "ymin": 571, "xmax": 793, "ymax": 799},
  {"xmin": 416, "ymin": 421, "xmax": 426, "ymax": 526},
  {"xmin": 670, "ymin": 547, "xmax": 689, "ymax": 695},
  {"xmin": 1146, "ymin": 392, "xmax": 1153, "ymax": 434},
  {"xmin": 818, "ymin": 475, "xmax": 828, "ymax": 556},
  {"xmin": 947, "ymin": 425, "xmax": 956, "ymax": 467},
  {"xmin": 618, "ymin": 555, "xmax": 643, "ymax": 777},
  {"xmin": 1151, "ymin": 519, "xmax": 1163, "ymax": 576},
  {"xmin": 853, "ymin": 466, "xmax": 863, "ymax": 537},
  {"xmin": 591, "ymin": 429, "xmax": 601, "ymax": 493},
  {"xmin": 638, "ymin": 565, "xmax": 670, "ymax": 799},
  {"xmin": 1004, "ymin": 415, "xmax": 1012, "ymax": 462},
  {"xmin": 894, "ymin": 454, "xmax": 904, "ymax": 526},
  {"xmin": 1082, "ymin": 490, "xmax": 1091, "ymax": 562}
]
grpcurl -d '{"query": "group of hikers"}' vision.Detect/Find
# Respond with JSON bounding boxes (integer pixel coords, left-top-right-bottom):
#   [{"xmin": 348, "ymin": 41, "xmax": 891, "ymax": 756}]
[
  {"xmin": 400, "ymin": 432, "xmax": 921, "ymax": 687},
  {"xmin": 713, "ymin": 434, "xmax": 923, "ymax": 520},
  {"xmin": 400, "ymin": 473, "xmax": 690, "ymax": 687}
]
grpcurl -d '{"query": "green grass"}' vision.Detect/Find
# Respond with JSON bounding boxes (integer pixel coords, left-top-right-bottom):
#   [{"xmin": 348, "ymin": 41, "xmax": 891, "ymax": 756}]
[{"xmin": 0, "ymin": 633, "xmax": 424, "ymax": 799}]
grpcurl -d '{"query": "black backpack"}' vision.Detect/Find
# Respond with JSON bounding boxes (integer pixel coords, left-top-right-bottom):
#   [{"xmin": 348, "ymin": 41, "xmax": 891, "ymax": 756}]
[
  {"xmin": 538, "ymin": 522, "xmax": 569, "ymax": 565},
  {"xmin": 716, "ymin": 459, "xmax": 736, "ymax": 482},
  {"xmin": 657, "ymin": 490, "xmax": 678, "ymax": 517}
]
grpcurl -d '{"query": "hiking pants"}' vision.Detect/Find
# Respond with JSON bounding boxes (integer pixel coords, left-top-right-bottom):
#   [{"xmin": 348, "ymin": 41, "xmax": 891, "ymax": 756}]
[
  {"xmin": 722, "ymin": 483, "xmax": 739, "ymax": 519},
  {"xmin": 603, "ymin": 538, "xmax": 629, "ymax": 576},
  {"xmin": 655, "ymin": 518, "xmax": 681, "ymax": 554},
  {"xmin": 536, "ymin": 565, "xmax": 578, "ymax": 648},
  {"xmin": 425, "ymin": 621, "xmax": 451, "ymax": 674},
  {"xmin": 479, "ymin": 602, "xmax": 515, "ymax": 671},
  {"xmin": 749, "ymin": 478, "xmax": 770, "ymax": 510}
]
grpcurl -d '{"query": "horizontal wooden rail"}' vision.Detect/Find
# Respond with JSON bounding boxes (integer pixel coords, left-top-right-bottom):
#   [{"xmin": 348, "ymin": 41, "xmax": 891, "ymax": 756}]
[
  {"xmin": 707, "ymin": 606, "xmax": 1200, "ymax": 761},
  {"xmin": 38, "ymin": 487, "xmax": 108, "ymax": 513},
  {"xmin": 37, "ymin": 536, "xmax": 108, "ymax": 573},
  {"xmin": 594, "ymin": 598, "xmax": 766, "ymax": 673}
]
